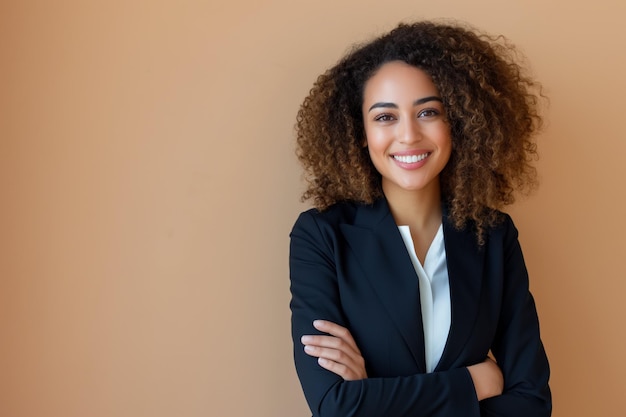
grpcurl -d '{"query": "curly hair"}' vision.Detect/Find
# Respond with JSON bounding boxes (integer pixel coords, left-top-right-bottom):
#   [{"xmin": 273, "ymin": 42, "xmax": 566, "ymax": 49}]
[{"xmin": 296, "ymin": 20, "xmax": 543, "ymax": 241}]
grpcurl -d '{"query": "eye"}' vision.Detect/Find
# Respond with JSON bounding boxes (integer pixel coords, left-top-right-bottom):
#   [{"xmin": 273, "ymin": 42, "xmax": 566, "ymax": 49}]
[
  {"xmin": 417, "ymin": 108, "xmax": 440, "ymax": 118},
  {"xmin": 373, "ymin": 113, "xmax": 395, "ymax": 122}
]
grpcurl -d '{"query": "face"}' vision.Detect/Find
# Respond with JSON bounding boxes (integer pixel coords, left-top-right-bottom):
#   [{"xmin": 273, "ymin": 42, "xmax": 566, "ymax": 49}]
[{"xmin": 362, "ymin": 61, "xmax": 452, "ymax": 200}]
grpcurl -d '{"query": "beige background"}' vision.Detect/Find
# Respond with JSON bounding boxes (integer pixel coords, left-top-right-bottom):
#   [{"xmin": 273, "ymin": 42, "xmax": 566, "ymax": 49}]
[{"xmin": 2, "ymin": 0, "xmax": 625, "ymax": 416}]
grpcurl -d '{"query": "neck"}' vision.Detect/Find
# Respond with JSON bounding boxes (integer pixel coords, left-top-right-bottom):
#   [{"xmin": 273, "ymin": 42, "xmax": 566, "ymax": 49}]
[{"xmin": 383, "ymin": 180, "xmax": 442, "ymax": 229}]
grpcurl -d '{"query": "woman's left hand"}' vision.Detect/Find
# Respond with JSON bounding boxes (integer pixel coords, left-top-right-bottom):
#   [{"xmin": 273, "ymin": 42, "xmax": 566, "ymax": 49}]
[{"xmin": 300, "ymin": 320, "xmax": 367, "ymax": 381}]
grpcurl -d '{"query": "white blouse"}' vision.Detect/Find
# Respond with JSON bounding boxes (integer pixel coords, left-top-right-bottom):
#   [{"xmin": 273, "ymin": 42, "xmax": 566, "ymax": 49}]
[{"xmin": 397, "ymin": 224, "xmax": 451, "ymax": 373}]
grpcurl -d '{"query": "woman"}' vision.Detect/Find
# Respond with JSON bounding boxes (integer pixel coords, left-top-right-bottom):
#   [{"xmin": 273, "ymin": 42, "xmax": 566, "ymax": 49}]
[{"xmin": 289, "ymin": 21, "xmax": 551, "ymax": 417}]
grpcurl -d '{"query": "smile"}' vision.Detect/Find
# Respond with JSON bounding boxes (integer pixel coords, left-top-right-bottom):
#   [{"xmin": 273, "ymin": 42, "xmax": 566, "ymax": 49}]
[{"xmin": 392, "ymin": 153, "xmax": 430, "ymax": 163}]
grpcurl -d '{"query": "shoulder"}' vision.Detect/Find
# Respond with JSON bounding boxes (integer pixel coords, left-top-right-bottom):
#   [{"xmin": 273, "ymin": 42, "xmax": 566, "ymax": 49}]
[
  {"xmin": 457, "ymin": 208, "xmax": 517, "ymax": 236},
  {"xmin": 443, "ymin": 208, "xmax": 519, "ymax": 251},
  {"xmin": 289, "ymin": 202, "xmax": 367, "ymax": 265},
  {"xmin": 289, "ymin": 200, "xmax": 380, "ymax": 256},
  {"xmin": 291, "ymin": 201, "xmax": 363, "ymax": 234},
  {"xmin": 480, "ymin": 211, "xmax": 522, "ymax": 260},
  {"xmin": 487, "ymin": 211, "xmax": 519, "ymax": 242}
]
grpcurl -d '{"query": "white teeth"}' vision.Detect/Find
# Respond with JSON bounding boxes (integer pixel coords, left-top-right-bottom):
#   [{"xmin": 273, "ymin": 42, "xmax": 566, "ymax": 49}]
[{"xmin": 393, "ymin": 153, "xmax": 429, "ymax": 163}]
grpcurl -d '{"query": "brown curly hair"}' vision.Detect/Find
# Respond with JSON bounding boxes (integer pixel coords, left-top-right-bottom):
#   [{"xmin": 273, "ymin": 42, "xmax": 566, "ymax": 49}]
[{"xmin": 296, "ymin": 20, "xmax": 543, "ymax": 240}]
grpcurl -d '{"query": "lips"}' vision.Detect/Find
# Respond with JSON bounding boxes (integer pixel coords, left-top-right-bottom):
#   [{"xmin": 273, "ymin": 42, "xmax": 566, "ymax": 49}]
[{"xmin": 392, "ymin": 152, "xmax": 430, "ymax": 163}]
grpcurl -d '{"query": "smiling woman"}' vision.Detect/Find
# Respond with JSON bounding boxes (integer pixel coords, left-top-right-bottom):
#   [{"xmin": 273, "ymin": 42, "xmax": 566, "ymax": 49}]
[
  {"xmin": 290, "ymin": 21, "xmax": 550, "ymax": 417},
  {"xmin": 363, "ymin": 62, "xmax": 451, "ymax": 219}
]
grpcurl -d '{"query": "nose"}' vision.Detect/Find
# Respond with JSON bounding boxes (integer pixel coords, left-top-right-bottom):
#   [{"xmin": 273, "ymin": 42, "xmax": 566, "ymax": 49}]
[{"xmin": 398, "ymin": 118, "xmax": 422, "ymax": 144}]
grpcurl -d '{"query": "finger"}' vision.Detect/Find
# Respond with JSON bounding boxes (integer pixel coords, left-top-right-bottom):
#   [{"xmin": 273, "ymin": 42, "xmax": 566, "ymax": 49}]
[
  {"xmin": 312, "ymin": 320, "xmax": 360, "ymax": 351},
  {"xmin": 317, "ymin": 357, "xmax": 362, "ymax": 381},
  {"xmin": 303, "ymin": 344, "xmax": 365, "ymax": 370},
  {"xmin": 313, "ymin": 320, "xmax": 352, "ymax": 340},
  {"xmin": 304, "ymin": 345, "xmax": 366, "ymax": 377},
  {"xmin": 301, "ymin": 334, "xmax": 361, "ymax": 358}
]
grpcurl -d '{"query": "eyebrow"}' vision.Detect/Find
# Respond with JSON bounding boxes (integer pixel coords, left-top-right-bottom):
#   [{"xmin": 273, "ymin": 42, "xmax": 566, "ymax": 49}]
[{"xmin": 367, "ymin": 96, "xmax": 443, "ymax": 112}]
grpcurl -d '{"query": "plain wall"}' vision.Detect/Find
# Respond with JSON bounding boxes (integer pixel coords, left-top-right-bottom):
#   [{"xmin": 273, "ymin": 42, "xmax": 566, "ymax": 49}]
[{"xmin": 2, "ymin": 0, "xmax": 625, "ymax": 416}]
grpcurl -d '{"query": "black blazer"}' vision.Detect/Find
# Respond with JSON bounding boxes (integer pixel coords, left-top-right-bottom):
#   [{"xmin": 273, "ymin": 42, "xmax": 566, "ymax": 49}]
[{"xmin": 289, "ymin": 198, "xmax": 551, "ymax": 417}]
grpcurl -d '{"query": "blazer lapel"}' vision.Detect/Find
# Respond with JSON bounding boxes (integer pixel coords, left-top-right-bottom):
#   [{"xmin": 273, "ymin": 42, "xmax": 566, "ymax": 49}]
[
  {"xmin": 435, "ymin": 213, "xmax": 485, "ymax": 371},
  {"xmin": 339, "ymin": 199, "xmax": 427, "ymax": 373}
]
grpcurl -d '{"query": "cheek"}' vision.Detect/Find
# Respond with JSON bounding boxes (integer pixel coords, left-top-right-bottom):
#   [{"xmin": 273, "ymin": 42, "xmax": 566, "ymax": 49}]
[
  {"xmin": 364, "ymin": 139, "xmax": 386, "ymax": 173},
  {"xmin": 437, "ymin": 128, "xmax": 452, "ymax": 156},
  {"xmin": 441, "ymin": 135, "xmax": 452, "ymax": 153},
  {"xmin": 364, "ymin": 128, "xmax": 388, "ymax": 152},
  {"xmin": 441, "ymin": 140, "xmax": 453, "ymax": 168},
  {"xmin": 365, "ymin": 137, "xmax": 387, "ymax": 162}
]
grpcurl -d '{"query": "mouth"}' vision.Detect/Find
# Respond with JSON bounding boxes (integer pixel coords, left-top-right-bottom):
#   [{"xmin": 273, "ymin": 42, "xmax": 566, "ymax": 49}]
[{"xmin": 392, "ymin": 152, "xmax": 430, "ymax": 163}]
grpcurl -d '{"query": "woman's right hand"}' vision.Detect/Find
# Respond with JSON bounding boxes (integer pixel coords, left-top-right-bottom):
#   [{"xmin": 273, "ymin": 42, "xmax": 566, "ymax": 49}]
[{"xmin": 467, "ymin": 357, "xmax": 503, "ymax": 401}]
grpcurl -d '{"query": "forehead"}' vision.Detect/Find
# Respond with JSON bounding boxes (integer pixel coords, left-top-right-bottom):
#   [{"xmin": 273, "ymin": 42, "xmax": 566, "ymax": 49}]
[{"xmin": 362, "ymin": 61, "xmax": 440, "ymax": 103}]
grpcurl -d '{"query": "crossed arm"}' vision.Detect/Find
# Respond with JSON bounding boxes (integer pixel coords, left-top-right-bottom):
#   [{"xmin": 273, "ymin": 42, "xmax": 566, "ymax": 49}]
[{"xmin": 301, "ymin": 319, "xmax": 504, "ymax": 401}]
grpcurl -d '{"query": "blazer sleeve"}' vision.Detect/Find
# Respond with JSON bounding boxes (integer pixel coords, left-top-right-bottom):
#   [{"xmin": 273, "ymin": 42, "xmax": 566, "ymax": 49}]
[
  {"xmin": 479, "ymin": 216, "xmax": 552, "ymax": 417},
  {"xmin": 289, "ymin": 210, "xmax": 481, "ymax": 417}
]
